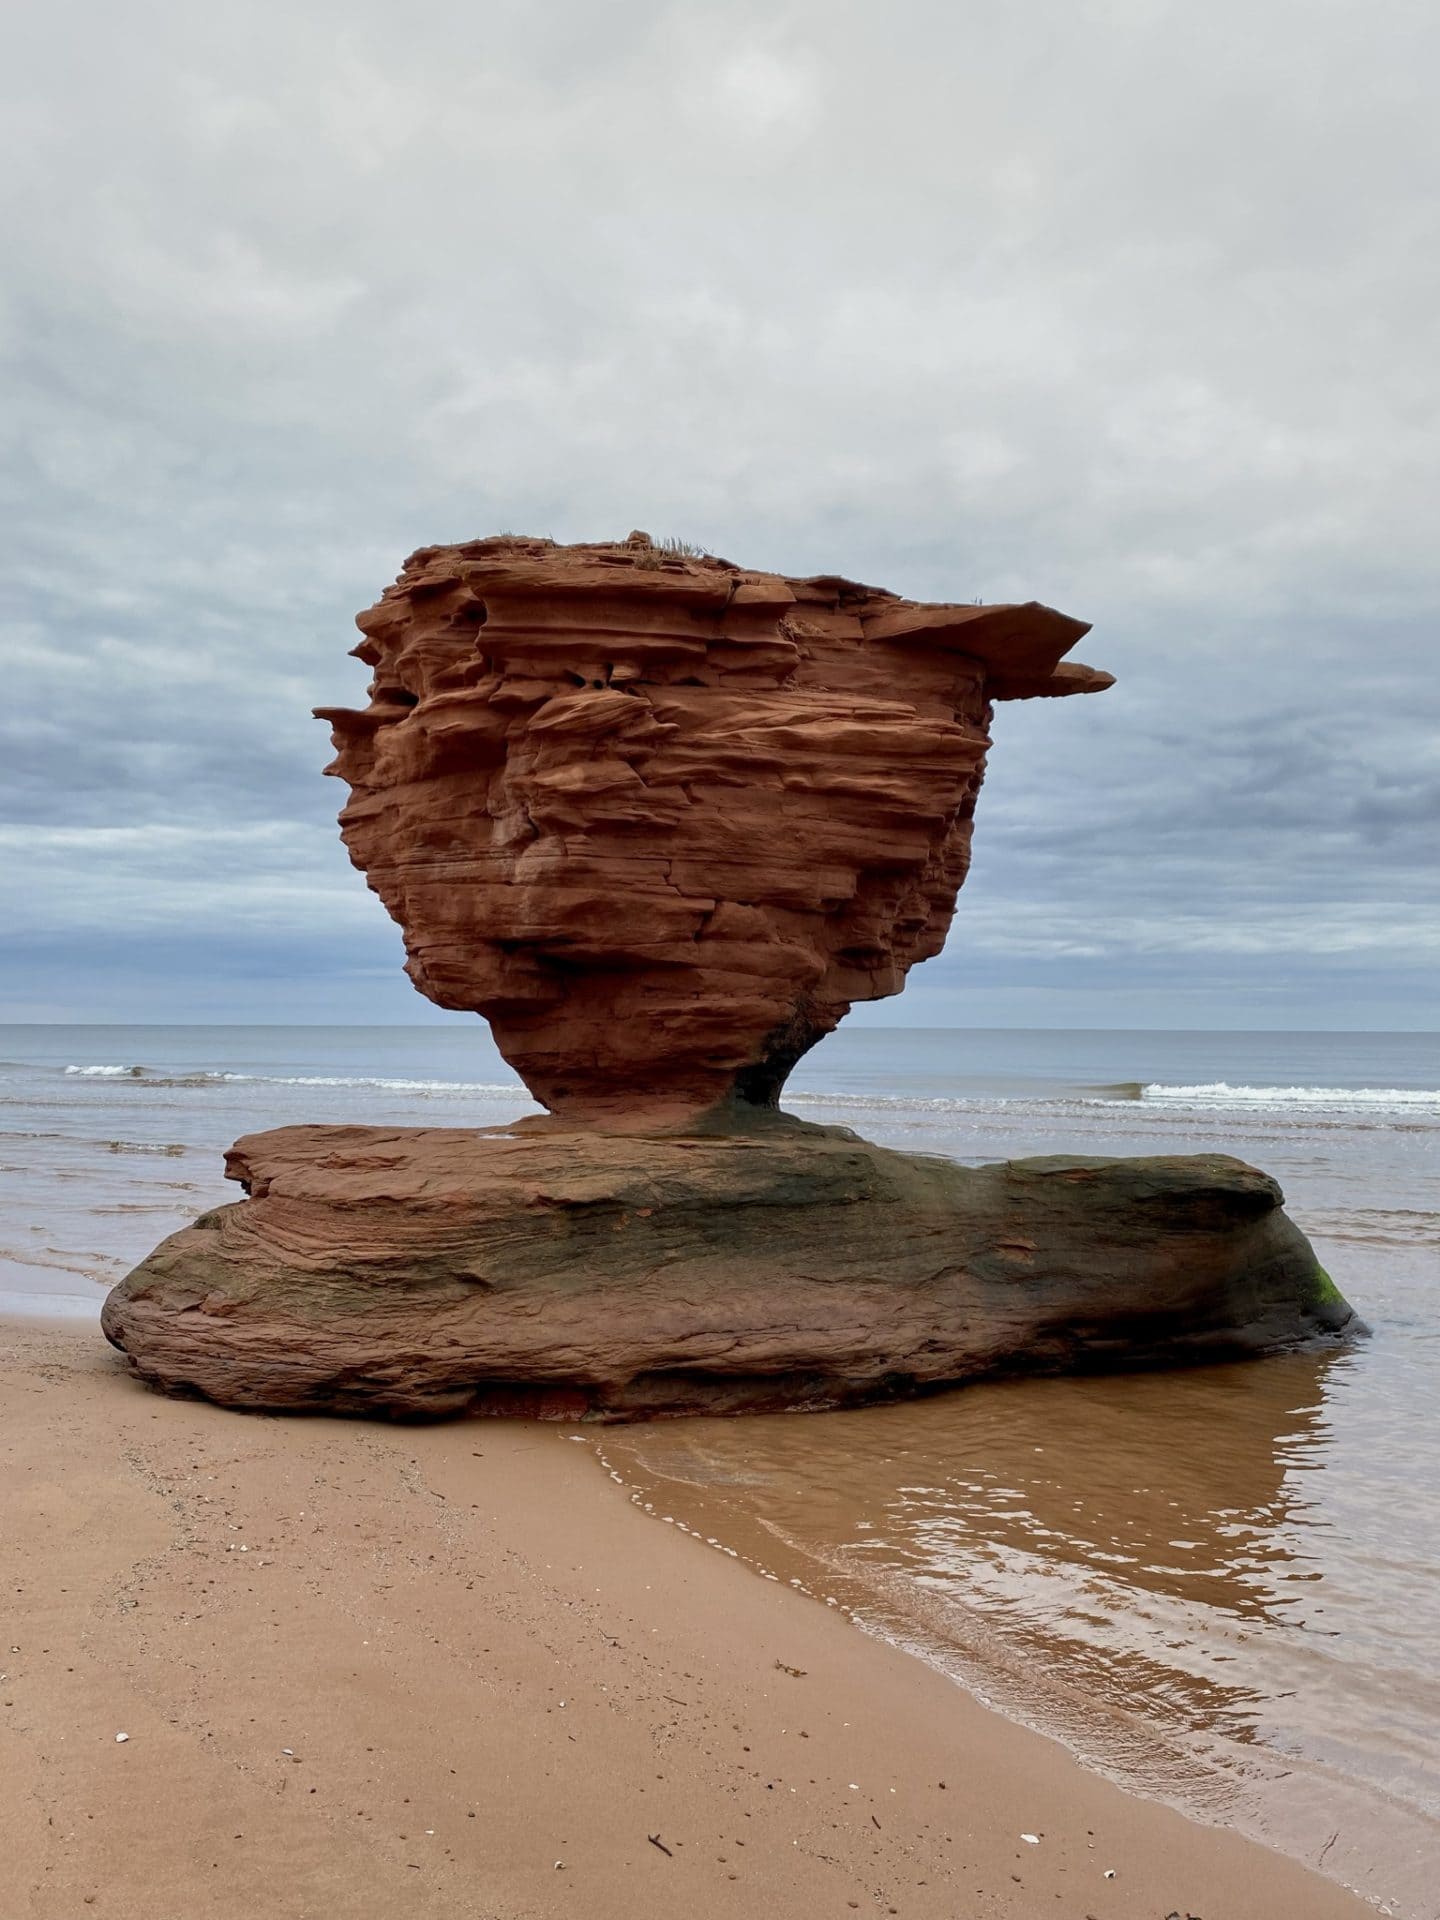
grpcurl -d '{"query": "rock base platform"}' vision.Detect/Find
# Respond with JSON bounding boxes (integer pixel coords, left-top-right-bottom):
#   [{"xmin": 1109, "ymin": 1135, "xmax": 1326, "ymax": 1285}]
[{"xmin": 100, "ymin": 1121, "xmax": 1359, "ymax": 1420}]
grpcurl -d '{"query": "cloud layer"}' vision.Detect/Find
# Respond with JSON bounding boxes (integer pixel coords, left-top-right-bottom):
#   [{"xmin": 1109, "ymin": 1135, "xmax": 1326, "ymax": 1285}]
[{"xmin": 4, "ymin": 0, "xmax": 1437, "ymax": 1026}]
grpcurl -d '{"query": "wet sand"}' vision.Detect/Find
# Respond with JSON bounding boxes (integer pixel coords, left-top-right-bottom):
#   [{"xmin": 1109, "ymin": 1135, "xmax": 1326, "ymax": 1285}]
[
  {"xmin": 592, "ymin": 1351, "xmax": 1439, "ymax": 1915},
  {"xmin": 1, "ymin": 1317, "xmax": 1374, "ymax": 1920}
]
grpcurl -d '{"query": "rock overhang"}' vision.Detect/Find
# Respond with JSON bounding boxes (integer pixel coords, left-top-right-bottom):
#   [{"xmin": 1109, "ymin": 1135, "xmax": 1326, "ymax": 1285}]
[{"xmin": 314, "ymin": 532, "xmax": 1111, "ymax": 1127}]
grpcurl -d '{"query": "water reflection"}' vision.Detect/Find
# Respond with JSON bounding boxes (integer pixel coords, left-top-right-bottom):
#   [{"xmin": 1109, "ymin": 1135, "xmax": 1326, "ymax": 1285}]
[
  {"xmin": 609, "ymin": 1356, "xmax": 1337, "ymax": 1714},
  {"xmin": 595, "ymin": 1343, "xmax": 1440, "ymax": 1913}
]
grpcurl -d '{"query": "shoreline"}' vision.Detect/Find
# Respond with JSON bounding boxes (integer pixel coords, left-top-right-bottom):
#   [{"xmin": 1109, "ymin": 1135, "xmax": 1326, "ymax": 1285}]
[
  {"xmin": 587, "ymin": 1367, "xmax": 1435, "ymax": 1919},
  {"xmin": 0, "ymin": 1313, "xmax": 1382, "ymax": 1919}
]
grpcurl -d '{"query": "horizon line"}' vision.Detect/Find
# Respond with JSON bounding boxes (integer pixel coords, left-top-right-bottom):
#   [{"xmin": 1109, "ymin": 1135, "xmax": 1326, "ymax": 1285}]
[{"xmin": 2, "ymin": 1021, "xmax": 1437, "ymax": 1037}]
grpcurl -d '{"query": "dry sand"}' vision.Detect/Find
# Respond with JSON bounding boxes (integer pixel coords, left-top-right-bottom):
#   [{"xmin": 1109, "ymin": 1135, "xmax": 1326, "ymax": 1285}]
[{"xmin": 1, "ymin": 1316, "xmax": 1372, "ymax": 1920}]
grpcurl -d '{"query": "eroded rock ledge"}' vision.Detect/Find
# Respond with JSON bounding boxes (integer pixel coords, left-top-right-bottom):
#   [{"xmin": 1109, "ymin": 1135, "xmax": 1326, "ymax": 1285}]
[{"xmin": 101, "ymin": 1122, "xmax": 1357, "ymax": 1420}]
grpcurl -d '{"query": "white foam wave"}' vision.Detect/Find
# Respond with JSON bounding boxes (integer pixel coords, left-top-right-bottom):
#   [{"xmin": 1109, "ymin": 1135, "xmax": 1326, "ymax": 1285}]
[
  {"xmin": 1142, "ymin": 1081, "xmax": 1439, "ymax": 1108},
  {"xmin": 786, "ymin": 1090, "xmax": 983, "ymax": 1113},
  {"xmin": 57, "ymin": 1065, "xmax": 1435, "ymax": 1112},
  {"xmin": 62, "ymin": 1064, "xmax": 527, "ymax": 1094},
  {"xmin": 243, "ymin": 1074, "xmax": 529, "ymax": 1094}
]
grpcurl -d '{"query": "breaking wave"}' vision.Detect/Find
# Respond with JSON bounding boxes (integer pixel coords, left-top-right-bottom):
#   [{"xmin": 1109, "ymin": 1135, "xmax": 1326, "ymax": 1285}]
[
  {"xmin": 241, "ymin": 1074, "xmax": 528, "ymax": 1094},
  {"xmin": 1140, "ymin": 1082, "xmax": 1439, "ymax": 1108},
  {"xmin": 63, "ymin": 1065, "xmax": 528, "ymax": 1095},
  {"xmin": 55, "ymin": 1066, "xmax": 1439, "ymax": 1113},
  {"xmin": 785, "ymin": 1090, "xmax": 1047, "ymax": 1113},
  {"xmin": 788, "ymin": 1081, "xmax": 1439, "ymax": 1115}
]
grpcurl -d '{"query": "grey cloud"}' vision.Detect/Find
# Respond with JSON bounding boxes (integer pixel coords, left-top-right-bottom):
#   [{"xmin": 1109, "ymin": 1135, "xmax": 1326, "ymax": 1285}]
[{"xmin": 2, "ymin": 0, "xmax": 1437, "ymax": 1026}]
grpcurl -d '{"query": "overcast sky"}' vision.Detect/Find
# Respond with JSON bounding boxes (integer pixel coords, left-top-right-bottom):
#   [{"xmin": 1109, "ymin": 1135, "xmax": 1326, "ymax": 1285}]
[{"xmin": 3, "ymin": 0, "xmax": 1436, "ymax": 1030}]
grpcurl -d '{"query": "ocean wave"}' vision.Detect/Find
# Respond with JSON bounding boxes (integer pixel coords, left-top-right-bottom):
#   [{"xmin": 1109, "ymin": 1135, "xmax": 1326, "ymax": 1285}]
[
  {"xmin": 54, "ymin": 1065, "xmax": 1438, "ymax": 1112},
  {"xmin": 1141, "ymin": 1082, "xmax": 1439, "ymax": 1108},
  {"xmin": 776, "ymin": 1080, "xmax": 1440, "ymax": 1117},
  {"xmin": 62, "ymin": 1065, "xmax": 530, "ymax": 1095},
  {"xmin": 784, "ymin": 1090, "xmax": 1028, "ymax": 1113},
  {"xmin": 225, "ymin": 1073, "xmax": 529, "ymax": 1093}
]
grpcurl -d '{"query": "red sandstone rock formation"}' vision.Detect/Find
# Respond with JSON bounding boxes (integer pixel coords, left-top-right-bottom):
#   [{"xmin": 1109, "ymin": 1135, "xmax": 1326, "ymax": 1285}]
[
  {"xmin": 103, "ymin": 546, "xmax": 1361, "ymax": 1425},
  {"xmin": 317, "ymin": 534, "xmax": 1111, "ymax": 1125},
  {"xmin": 100, "ymin": 1126, "xmax": 1355, "ymax": 1419}
]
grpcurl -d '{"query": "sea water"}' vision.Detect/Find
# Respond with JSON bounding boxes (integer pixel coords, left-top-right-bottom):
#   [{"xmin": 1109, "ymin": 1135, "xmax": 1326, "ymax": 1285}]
[{"xmin": 2, "ymin": 1023, "xmax": 1436, "ymax": 1910}]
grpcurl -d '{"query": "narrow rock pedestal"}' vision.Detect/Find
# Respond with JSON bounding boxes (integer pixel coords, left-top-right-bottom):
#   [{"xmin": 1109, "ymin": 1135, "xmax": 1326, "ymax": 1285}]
[{"xmin": 101, "ymin": 1121, "xmax": 1358, "ymax": 1420}]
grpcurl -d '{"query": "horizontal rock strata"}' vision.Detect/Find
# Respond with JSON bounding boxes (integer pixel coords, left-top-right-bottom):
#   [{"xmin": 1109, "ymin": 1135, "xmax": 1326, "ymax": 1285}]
[
  {"xmin": 101, "ymin": 1124, "xmax": 1357, "ymax": 1420},
  {"xmin": 317, "ymin": 535, "xmax": 1111, "ymax": 1124}
]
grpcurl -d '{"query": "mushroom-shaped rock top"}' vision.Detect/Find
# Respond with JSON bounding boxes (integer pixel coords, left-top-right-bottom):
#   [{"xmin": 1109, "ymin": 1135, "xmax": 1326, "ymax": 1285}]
[{"xmin": 317, "ymin": 534, "xmax": 1111, "ymax": 1126}]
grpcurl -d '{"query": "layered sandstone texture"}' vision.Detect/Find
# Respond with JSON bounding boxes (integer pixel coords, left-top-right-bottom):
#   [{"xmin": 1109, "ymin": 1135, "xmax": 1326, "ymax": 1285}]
[
  {"xmin": 101, "ymin": 1123, "xmax": 1357, "ymax": 1420},
  {"xmin": 317, "ymin": 535, "xmax": 1111, "ymax": 1125}
]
